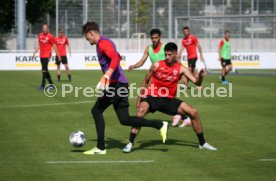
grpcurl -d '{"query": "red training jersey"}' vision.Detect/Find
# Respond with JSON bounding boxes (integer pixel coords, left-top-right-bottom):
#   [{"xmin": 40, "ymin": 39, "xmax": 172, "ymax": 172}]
[
  {"xmin": 55, "ymin": 36, "xmax": 69, "ymax": 56},
  {"xmin": 38, "ymin": 32, "xmax": 55, "ymax": 58},
  {"xmin": 147, "ymin": 60, "xmax": 181, "ymax": 98},
  {"xmin": 181, "ymin": 35, "xmax": 198, "ymax": 59}
]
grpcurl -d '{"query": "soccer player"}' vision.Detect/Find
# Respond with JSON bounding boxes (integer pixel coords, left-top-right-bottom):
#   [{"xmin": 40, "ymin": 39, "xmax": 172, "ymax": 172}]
[
  {"xmin": 55, "ymin": 28, "xmax": 72, "ymax": 82},
  {"xmin": 123, "ymin": 42, "xmax": 217, "ymax": 153},
  {"xmin": 81, "ymin": 22, "xmax": 169, "ymax": 155},
  {"xmin": 128, "ymin": 29, "xmax": 165, "ymax": 70},
  {"xmin": 219, "ymin": 30, "xmax": 232, "ymax": 84},
  {"xmin": 33, "ymin": 24, "xmax": 61, "ymax": 90},
  {"xmin": 128, "ymin": 29, "xmax": 190, "ymax": 130},
  {"xmin": 178, "ymin": 26, "xmax": 204, "ymax": 85}
]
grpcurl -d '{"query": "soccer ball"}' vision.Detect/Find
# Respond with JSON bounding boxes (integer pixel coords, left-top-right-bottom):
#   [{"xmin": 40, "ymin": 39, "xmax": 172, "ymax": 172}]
[{"xmin": 69, "ymin": 131, "xmax": 86, "ymax": 147}]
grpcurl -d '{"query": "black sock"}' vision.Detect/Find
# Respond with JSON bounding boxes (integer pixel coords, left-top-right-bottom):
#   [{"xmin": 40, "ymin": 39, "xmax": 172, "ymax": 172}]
[
  {"xmin": 197, "ymin": 132, "xmax": 206, "ymax": 146},
  {"xmin": 68, "ymin": 75, "xmax": 71, "ymax": 81},
  {"xmin": 181, "ymin": 115, "xmax": 187, "ymax": 120},
  {"xmin": 221, "ymin": 76, "xmax": 225, "ymax": 81},
  {"xmin": 41, "ymin": 72, "xmax": 47, "ymax": 87},
  {"xmin": 46, "ymin": 72, "xmax": 53, "ymax": 84},
  {"xmin": 57, "ymin": 75, "xmax": 60, "ymax": 81},
  {"xmin": 129, "ymin": 132, "xmax": 137, "ymax": 144}
]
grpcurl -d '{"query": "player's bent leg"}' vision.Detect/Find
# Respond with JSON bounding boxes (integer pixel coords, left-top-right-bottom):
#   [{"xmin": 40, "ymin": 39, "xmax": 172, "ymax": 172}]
[
  {"xmin": 180, "ymin": 74, "xmax": 189, "ymax": 86},
  {"xmin": 177, "ymin": 102, "xmax": 217, "ymax": 151},
  {"xmin": 123, "ymin": 102, "xmax": 150, "ymax": 153}
]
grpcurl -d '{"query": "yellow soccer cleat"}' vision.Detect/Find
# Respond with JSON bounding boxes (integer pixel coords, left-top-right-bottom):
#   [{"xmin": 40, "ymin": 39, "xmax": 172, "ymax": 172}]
[
  {"xmin": 160, "ymin": 121, "xmax": 169, "ymax": 143},
  {"xmin": 83, "ymin": 147, "xmax": 107, "ymax": 155}
]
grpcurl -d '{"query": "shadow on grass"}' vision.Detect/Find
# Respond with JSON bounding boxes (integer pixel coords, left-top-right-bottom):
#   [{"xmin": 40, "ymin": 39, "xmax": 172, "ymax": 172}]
[{"xmin": 133, "ymin": 139, "xmax": 198, "ymax": 152}]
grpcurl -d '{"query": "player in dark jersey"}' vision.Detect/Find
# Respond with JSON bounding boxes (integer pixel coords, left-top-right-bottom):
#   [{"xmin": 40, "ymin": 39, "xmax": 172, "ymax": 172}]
[
  {"xmin": 33, "ymin": 24, "xmax": 61, "ymax": 90},
  {"xmin": 55, "ymin": 28, "xmax": 72, "ymax": 82},
  {"xmin": 81, "ymin": 22, "xmax": 169, "ymax": 155},
  {"xmin": 123, "ymin": 42, "xmax": 217, "ymax": 153}
]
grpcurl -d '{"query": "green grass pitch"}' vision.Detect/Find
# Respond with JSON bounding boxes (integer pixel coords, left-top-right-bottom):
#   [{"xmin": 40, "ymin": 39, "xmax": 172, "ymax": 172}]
[{"xmin": 0, "ymin": 70, "xmax": 275, "ymax": 181}]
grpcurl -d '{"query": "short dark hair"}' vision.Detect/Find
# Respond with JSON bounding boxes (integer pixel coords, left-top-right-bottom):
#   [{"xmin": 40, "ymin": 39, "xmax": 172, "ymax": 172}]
[
  {"xmin": 150, "ymin": 29, "xmax": 161, "ymax": 36},
  {"xmin": 183, "ymin": 26, "xmax": 190, "ymax": 31},
  {"xmin": 82, "ymin": 21, "xmax": 100, "ymax": 35},
  {"xmin": 164, "ymin": 42, "xmax": 178, "ymax": 52},
  {"xmin": 225, "ymin": 30, "xmax": 230, "ymax": 34},
  {"xmin": 58, "ymin": 28, "xmax": 64, "ymax": 32}
]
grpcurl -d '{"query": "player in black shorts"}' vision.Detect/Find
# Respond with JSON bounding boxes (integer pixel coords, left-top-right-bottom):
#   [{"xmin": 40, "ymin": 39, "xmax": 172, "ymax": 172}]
[
  {"xmin": 123, "ymin": 42, "xmax": 217, "ymax": 153},
  {"xmin": 55, "ymin": 29, "xmax": 72, "ymax": 82}
]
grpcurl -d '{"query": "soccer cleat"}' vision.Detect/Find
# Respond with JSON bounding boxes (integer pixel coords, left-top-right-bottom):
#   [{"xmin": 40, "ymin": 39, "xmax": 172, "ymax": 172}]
[
  {"xmin": 199, "ymin": 143, "xmax": 217, "ymax": 151},
  {"xmin": 222, "ymin": 80, "xmax": 230, "ymax": 84},
  {"xmin": 37, "ymin": 86, "xmax": 45, "ymax": 90},
  {"xmin": 160, "ymin": 121, "xmax": 169, "ymax": 143},
  {"xmin": 122, "ymin": 142, "xmax": 133, "ymax": 153},
  {"xmin": 83, "ymin": 147, "xmax": 107, "ymax": 155},
  {"xmin": 172, "ymin": 115, "xmax": 182, "ymax": 127},
  {"xmin": 179, "ymin": 117, "xmax": 192, "ymax": 128}
]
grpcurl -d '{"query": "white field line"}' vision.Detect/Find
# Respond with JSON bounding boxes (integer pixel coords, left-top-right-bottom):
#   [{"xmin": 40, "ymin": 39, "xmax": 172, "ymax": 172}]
[
  {"xmin": 0, "ymin": 100, "xmax": 95, "ymax": 108},
  {"xmin": 46, "ymin": 160, "xmax": 155, "ymax": 164},
  {"xmin": 258, "ymin": 159, "xmax": 276, "ymax": 161}
]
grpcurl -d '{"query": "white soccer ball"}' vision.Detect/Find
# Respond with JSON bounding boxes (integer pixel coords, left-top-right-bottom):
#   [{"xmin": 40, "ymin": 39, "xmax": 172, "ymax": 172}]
[{"xmin": 69, "ymin": 131, "xmax": 86, "ymax": 147}]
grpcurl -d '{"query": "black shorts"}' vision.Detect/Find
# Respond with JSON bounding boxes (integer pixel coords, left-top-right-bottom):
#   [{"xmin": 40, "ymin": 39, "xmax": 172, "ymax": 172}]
[
  {"xmin": 96, "ymin": 82, "xmax": 129, "ymax": 109},
  {"xmin": 141, "ymin": 96, "xmax": 182, "ymax": 115},
  {"xmin": 221, "ymin": 58, "xmax": 232, "ymax": 67},
  {"xmin": 56, "ymin": 56, "xmax": 68, "ymax": 65},
  {"xmin": 188, "ymin": 58, "xmax": 197, "ymax": 68},
  {"xmin": 40, "ymin": 58, "xmax": 49, "ymax": 71}
]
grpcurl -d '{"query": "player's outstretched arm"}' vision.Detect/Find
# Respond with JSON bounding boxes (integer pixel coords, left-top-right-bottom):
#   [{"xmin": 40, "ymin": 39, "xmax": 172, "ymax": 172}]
[
  {"xmin": 32, "ymin": 45, "xmax": 40, "ymax": 58},
  {"xmin": 177, "ymin": 45, "xmax": 184, "ymax": 61},
  {"xmin": 196, "ymin": 43, "xmax": 204, "ymax": 62},
  {"xmin": 128, "ymin": 46, "xmax": 149, "ymax": 71},
  {"xmin": 181, "ymin": 65, "xmax": 205, "ymax": 86},
  {"xmin": 136, "ymin": 62, "xmax": 159, "ymax": 108}
]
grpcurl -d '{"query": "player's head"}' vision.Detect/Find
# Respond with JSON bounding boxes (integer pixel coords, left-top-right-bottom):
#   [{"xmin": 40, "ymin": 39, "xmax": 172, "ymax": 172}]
[
  {"xmin": 164, "ymin": 42, "xmax": 178, "ymax": 64},
  {"xmin": 150, "ymin": 29, "xmax": 161, "ymax": 47},
  {"xmin": 42, "ymin": 24, "xmax": 49, "ymax": 34},
  {"xmin": 58, "ymin": 28, "xmax": 64, "ymax": 37},
  {"xmin": 82, "ymin": 21, "xmax": 100, "ymax": 45},
  {"xmin": 225, "ymin": 30, "xmax": 230, "ymax": 39},
  {"xmin": 182, "ymin": 26, "xmax": 190, "ymax": 38}
]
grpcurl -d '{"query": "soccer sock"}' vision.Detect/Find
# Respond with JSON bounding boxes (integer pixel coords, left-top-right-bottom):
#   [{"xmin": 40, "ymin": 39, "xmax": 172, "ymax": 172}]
[
  {"xmin": 129, "ymin": 116, "xmax": 163, "ymax": 130},
  {"xmin": 46, "ymin": 72, "xmax": 53, "ymax": 84},
  {"xmin": 197, "ymin": 132, "xmax": 206, "ymax": 146},
  {"xmin": 181, "ymin": 115, "xmax": 187, "ymax": 120},
  {"xmin": 68, "ymin": 75, "xmax": 71, "ymax": 81},
  {"xmin": 129, "ymin": 132, "xmax": 137, "ymax": 144},
  {"xmin": 41, "ymin": 72, "xmax": 47, "ymax": 87},
  {"xmin": 221, "ymin": 76, "xmax": 225, "ymax": 81},
  {"xmin": 57, "ymin": 75, "xmax": 61, "ymax": 81}
]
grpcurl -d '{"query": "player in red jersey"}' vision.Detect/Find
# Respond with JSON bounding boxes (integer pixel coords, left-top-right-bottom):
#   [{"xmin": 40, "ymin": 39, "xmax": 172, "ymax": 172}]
[
  {"xmin": 33, "ymin": 24, "xmax": 61, "ymax": 90},
  {"xmin": 55, "ymin": 28, "xmax": 72, "ymax": 82},
  {"xmin": 178, "ymin": 26, "xmax": 204, "ymax": 86},
  {"xmin": 123, "ymin": 42, "xmax": 217, "ymax": 153}
]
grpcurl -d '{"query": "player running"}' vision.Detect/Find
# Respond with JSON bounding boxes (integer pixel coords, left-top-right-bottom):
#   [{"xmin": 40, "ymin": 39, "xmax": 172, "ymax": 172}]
[
  {"xmin": 81, "ymin": 22, "xmax": 169, "ymax": 155},
  {"xmin": 55, "ymin": 28, "xmax": 72, "ymax": 82},
  {"xmin": 33, "ymin": 24, "xmax": 61, "ymax": 90},
  {"xmin": 178, "ymin": 26, "xmax": 204, "ymax": 86},
  {"xmin": 123, "ymin": 42, "xmax": 217, "ymax": 153},
  {"xmin": 219, "ymin": 30, "xmax": 232, "ymax": 84}
]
